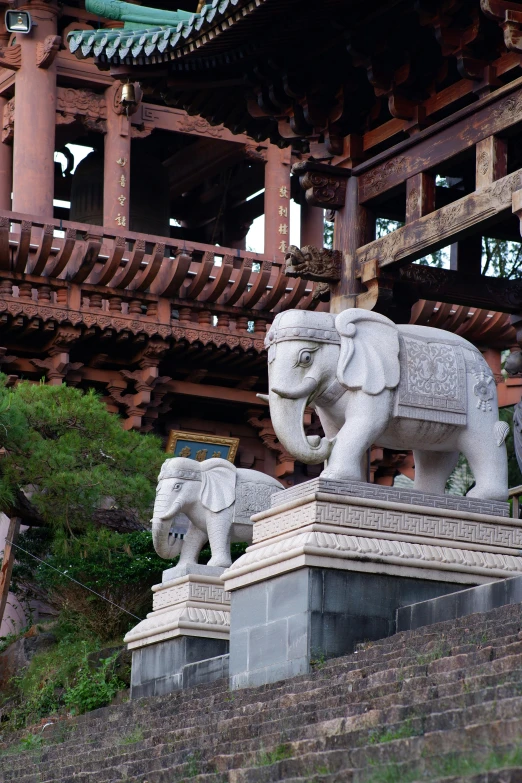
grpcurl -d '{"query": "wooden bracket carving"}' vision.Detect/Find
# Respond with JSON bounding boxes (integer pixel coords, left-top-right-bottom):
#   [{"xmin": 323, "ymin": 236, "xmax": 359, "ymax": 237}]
[
  {"xmin": 481, "ymin": 0, "xmax": 522, "ymax": 52},
  {"xmin": 0, "ymin": 44, "xmax": 21, "ymax": 71},
  {"xmin": 36, "ymin": 36, "xmax": 61, "ymax": 69},
  {"xmin": 292, "ymin": 160, "xmax": 350, "ymax": 210},
  {"xmin": 284, "ymin": 244, "xmax": 342, "ymax": 282}
]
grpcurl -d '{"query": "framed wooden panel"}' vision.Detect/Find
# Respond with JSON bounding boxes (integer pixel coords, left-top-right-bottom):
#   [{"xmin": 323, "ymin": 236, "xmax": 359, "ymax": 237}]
[{"xmin": 165, "ymin": 430, "xmax": 239, "ymax": 463}]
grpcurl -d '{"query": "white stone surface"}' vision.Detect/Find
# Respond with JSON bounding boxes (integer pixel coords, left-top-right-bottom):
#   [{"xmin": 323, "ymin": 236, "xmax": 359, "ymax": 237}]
[
  {"xmin": 265, "ymin": 309, "xmax": 508, "ymax": 501},
  {"xmin": 222, "ymin": 493, "xmax": 522, "ymax": 591},
  {"xmin": 151, "ymin": 456, "xmax": 283, "ymax": 576},
  {"xmin": 124, "ymin": 573, "xmax": 231, "ymax": 650}
]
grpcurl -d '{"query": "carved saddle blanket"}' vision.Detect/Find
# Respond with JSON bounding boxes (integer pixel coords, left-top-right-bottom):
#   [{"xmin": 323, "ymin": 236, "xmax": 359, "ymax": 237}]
[
  {"xmin": 395, "ymin": 334, "xmax": 476, "ymax": 426},
  {"xmin": 234, "ymin": 481, "xmax": 278, "ymax": 525}
]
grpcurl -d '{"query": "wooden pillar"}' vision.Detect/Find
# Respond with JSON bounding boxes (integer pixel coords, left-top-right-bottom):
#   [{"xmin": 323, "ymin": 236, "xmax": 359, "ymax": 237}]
[
  {"xmin": 330, "ymin": 177, "xmax": 374, "ymax": 314},
  {"xmin": 300, "ymin": 203, "xmax": 324, "ymax": 247},
  {"xmin": 0, "ymin": 517, "xmax": 20, "ymax": 630},
  {"xmin": 449, "ymin": 136, "xmax": 506, "ymax": 274},
  {"xmin": 104, "ymin": 84, "xmax": 131, "ymax": 230},
  {"xmin": 476, "ymin": 136, "xmax": 507, "ymax": 190},
  {"xmin": 405, "ymin": 173, "xmax": 435, "ymax": 223},
  {"xmin": 0, "ymin": 98, "xmax": 12, "ymax": 211},
  {"xmin": 12, "ymin": 1, "xmax": 58, "ymax": 217},
  {"xmin": 264, "ymin": 144, "xmax": 291, "ymax": 260}
]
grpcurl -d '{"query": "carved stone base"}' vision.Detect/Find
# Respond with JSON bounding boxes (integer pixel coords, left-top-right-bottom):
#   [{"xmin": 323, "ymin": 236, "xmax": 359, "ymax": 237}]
[
  {"xmin": 223, "ymin": 481, "xmax": 522, "ymax": 688},
  {"xmin": 223, "ymin": 480, "xmax": 519, "ymax": 591},
  {"xmin": 124, "ymin": 570, "xmax": 231, "ymax": 650}
]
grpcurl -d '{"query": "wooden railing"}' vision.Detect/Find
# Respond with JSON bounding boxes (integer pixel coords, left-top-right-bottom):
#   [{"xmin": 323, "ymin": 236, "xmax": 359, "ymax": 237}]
[{"xmin": 0, "ymin": 210, "xmax": 319, "ymax": 318}]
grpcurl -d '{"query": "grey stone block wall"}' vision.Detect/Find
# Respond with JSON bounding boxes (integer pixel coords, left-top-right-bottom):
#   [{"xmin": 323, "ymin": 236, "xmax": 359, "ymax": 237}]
[
  {"xmin": 397, "ymin": 574, "xmax": 522, "ymax": 632},
  {"xmin": 130, "ymin": 636, "xmax": 229, "ymax": 699},
  {"xmin": 272, "ymin": 478, "xmax": 509, "ymax": 518},
  {"xmin": 229, "ymin": 568, "xmax": 464, "ymax": 689},
  {"xmin": 182, "ymin": 654, "xmax": 229, "ymax": 689}
]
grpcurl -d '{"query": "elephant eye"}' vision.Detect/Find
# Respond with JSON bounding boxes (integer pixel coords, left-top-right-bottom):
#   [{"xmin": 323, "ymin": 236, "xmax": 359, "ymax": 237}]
[
  {"xmin": 173, "ymin": 483, "xmax": 182, "ymax": 491},
  {"xmin": 298, "ymin": 350, "xmax": 313, "ymax": 366}
]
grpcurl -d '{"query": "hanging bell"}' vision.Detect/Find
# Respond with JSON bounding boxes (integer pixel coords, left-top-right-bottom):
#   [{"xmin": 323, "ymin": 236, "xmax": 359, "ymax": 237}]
[{"xmin": 120, "ymin": 83, "xmax": 137, "ymax": 108}]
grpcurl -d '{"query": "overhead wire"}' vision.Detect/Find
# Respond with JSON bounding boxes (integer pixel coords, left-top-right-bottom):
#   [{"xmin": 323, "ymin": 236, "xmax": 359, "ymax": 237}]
[{"xmin": 5, "ymin": 539, "xmax": 143, "ymax": 621}]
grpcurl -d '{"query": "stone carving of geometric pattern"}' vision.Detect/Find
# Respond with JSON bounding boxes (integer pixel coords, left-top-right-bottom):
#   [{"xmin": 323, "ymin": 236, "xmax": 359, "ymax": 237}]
[
  {"xmin": 270, "ymin": 478, "xmax": 509, "ymax": 518},
  {"xmin": 253, "ymin": 502, "xmax": 317, "ymax": 543},
  {"xmin": 189, "ymin": 582, "xmax": 231, "ymax": 603},
  {"xmin": 253, "ymin": 500, "xmax": 522, "ymax": 548},
  {"xmin": 225, "ymin": 531, "xmax": 522, "ymax": 578}
]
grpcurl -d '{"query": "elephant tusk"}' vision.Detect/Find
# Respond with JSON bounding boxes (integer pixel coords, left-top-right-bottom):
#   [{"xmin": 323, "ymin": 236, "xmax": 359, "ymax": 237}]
[
  {"xmin": 271, "ymin": 377, "xmax": 318, "ymax": 401},
  {"xmin": 256, "ymin": 393, "xmax": 270, "ymax": 404}
]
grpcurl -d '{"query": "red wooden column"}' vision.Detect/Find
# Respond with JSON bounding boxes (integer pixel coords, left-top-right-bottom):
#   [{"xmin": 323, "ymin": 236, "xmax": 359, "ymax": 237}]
[
  {"xmin": 103, "ymin": 84, "xmax": 131, "ymax": 229},
  {"xmin": 12, "ymin": 0, "xmax": 58, "ymax": 217},
  {"xmin": 300, "ymin": 203, "xmax": 324, "ymax": 247},
  {"xmin": 264, "ymin": 144, "xmax": 291, "ymax": 260},
  {"xmin": 0, "ymin": 98, "xmax": 12, "ymax": 210},
  {"xmin": 330, "ymin": 177, "xmax": 374, "ymax": 314}
]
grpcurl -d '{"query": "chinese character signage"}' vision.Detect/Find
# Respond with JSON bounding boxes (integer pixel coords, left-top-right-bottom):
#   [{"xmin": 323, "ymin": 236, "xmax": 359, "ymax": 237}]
[{"xmin": 166, "ymin": 430, "xmax": 239, "ymax": 462}]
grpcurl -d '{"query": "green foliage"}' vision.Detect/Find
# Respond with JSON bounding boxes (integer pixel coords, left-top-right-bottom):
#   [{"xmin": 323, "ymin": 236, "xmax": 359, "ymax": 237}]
[
  {"xmin": 482, "ymin": 238, "xmax": 522, "ymax": 279},
  {"xmin": 415, "ymin": 641, "xmax": 450, "ymax": 666},
  {"xmin": 368, "ymin": 720, "xmax": 420, "ymax": 745},
  {"xmin": 257, "ymin": 744, "xmax": 293, "ymax": 766},
  {"xmin": 499, "ymin": 406, "xmax": 521, "ymax": 488},
  {"xmin": 62, "ymin": 647, "xmax": 123, "ymax": 715},
  {"xmin": 363, "ymin": 762, "xmax": 418, "ymax": 783},
  {"xmin": 12, "ymin": 528, "xmax": 175, "ymax": 640},
  {"xmin": 185, "ymin": 750, "xmax": 201, "ymax": 777},
  {"xmin": 1, "ymin": 629, "xmax": 126, "ymax": 730},
  {"xmin": 0, "ymin": 378, "xmax": 165, "ymax": 532},
  {"xmin": 120, "ymin": 727, "xmax": 144, "ymax": 745}
]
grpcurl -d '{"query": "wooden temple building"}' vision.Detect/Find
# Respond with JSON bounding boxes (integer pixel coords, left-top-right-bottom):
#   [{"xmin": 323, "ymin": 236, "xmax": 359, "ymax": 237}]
[{"xmin": 0, "ymin": 0, "xmax": 520, "ymax": 498}]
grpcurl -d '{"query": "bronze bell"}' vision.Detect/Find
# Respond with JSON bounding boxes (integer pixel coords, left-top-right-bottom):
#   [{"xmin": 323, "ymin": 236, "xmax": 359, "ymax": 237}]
[{"xmin": 120, "ymin": 83, "xmax": 137, "ymax": 108}]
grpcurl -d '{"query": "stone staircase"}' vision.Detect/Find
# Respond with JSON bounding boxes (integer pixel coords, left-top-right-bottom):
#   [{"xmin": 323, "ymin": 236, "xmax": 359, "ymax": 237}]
[{"xmin": 3, "ymin": 602, "xmax": 522, "ymax": 782}]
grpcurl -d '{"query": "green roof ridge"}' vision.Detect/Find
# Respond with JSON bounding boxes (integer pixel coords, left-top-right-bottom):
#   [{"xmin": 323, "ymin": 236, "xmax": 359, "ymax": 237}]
[{"xmin": 85, "ymin": 0, "xmax": 199, "ymax": 27}]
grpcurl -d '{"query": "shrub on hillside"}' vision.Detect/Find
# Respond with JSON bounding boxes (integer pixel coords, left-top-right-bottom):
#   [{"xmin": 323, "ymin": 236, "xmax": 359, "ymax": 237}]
[{"xmin": 12, "ymin": 528, "xmax": 176, "ymax": 640}]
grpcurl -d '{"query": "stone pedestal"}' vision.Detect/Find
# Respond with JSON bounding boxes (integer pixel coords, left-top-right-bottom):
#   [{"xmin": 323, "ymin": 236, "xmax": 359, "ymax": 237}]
[
  {"xmin": 124, "ymin": 567, "xmax": 230, "ymax": 699},
  {"xmin": 223, "ymin": 479, "xmax": 520, "ymax": 689}
]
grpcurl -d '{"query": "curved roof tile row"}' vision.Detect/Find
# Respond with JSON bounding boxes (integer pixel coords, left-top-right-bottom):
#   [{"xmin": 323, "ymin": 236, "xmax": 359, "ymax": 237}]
[{"xmin": 68, "ymin": 0, "xmax": 263, "ymax": 65}]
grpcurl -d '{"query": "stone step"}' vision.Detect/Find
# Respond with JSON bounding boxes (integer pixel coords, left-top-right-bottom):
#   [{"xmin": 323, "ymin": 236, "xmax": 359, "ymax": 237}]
[
  {"xmin": 3, "ymin": 603, "xmax": 522, "ymax": 782},
  {"xmin": 5, "ymin": 666, "xmax": 522, "ymax": 781}
]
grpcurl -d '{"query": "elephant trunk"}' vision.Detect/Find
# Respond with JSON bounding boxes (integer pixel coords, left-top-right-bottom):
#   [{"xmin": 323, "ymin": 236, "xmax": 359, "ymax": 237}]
[
  {"xmin": 151, "ymin": 498, "xmax": 183, "ymax": 560},
  {"xmin": 269, "ymin": 387, "xmax": 333, "ymax": 464},
  {"xmin": 271, "ymin": 377, "xmax": 319, "ymax": 401}
]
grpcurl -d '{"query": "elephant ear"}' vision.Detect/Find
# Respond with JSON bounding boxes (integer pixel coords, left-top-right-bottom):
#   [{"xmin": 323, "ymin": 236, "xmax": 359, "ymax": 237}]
[
  {"xmin": 200, "ymin": 458, "xmax": 237, "ymax": 512},
  {"xmin": 335, "ymin": 309, "xmax": 400, "ymax": 395}
]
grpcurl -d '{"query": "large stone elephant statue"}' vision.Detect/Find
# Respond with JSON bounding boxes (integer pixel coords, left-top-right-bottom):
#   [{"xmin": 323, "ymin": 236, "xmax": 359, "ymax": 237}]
[
  {"xmin": 262, "ymin": 309, "xmax": 509, "ymax": 501},
  {"xmin": 151, "ymin": 457, "xmax": 283, "ymax": 573}
]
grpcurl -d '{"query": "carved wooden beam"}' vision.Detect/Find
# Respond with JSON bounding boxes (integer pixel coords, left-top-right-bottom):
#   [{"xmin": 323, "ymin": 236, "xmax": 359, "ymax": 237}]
[
  {"xmin": 0, "ymin": 44, "xmax": 21, "ymax": 71},
  {"xmin": 357, "ymin": 169, "xmax": 522, "ymax": 270},
  {"xmin": 292, "ymin": 160, "xmax": 350, "ymax": 210},
  {"xmin": 357, "ymin": 83, "xmax": 522, "ymax": 203},
  {"xmin": 357, "ymin": 261, "xmax": 522, "ymax": 314}
]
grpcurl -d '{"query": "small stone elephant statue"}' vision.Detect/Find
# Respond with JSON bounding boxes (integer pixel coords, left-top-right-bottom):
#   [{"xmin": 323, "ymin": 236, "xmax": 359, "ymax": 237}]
[{"xmin": 151, "ymin": 457, "xmax": 283, "ymax": 574}]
